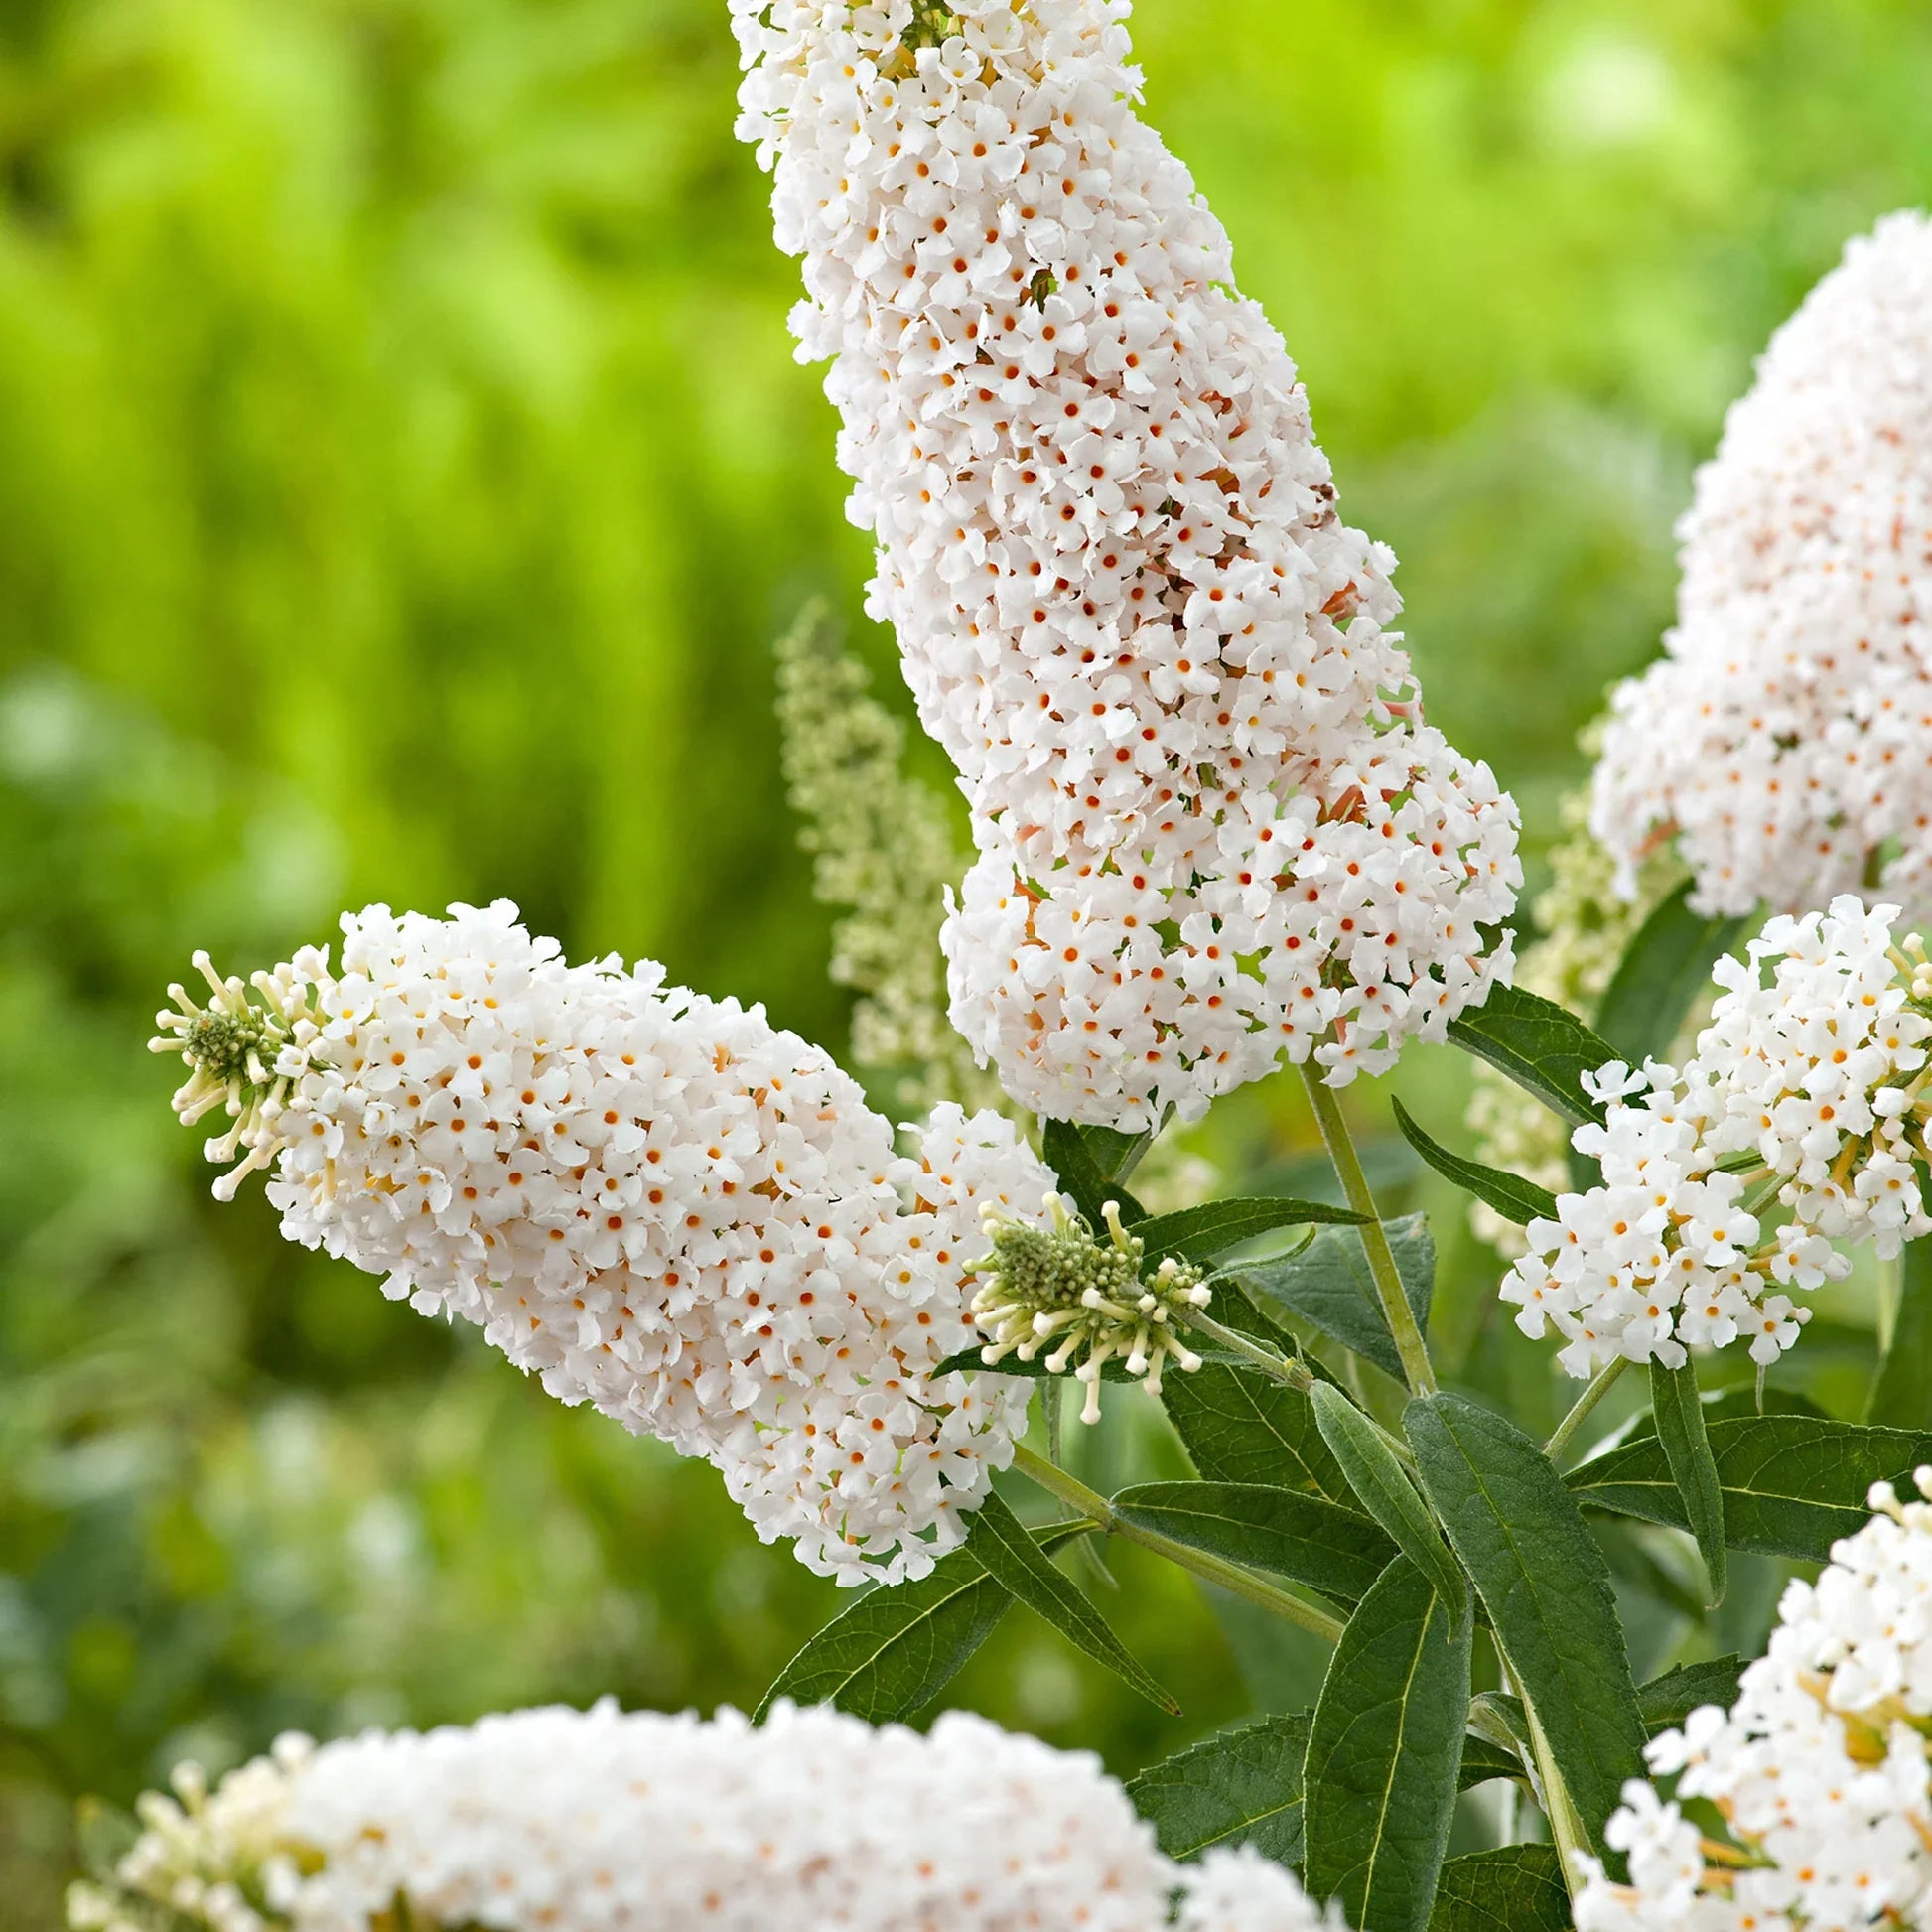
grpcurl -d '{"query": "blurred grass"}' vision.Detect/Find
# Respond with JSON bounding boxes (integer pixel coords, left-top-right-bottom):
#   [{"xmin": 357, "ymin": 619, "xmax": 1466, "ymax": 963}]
[{"xmin": 2, "ymin": 0, "xmax": 1929, "ymax": 1918}]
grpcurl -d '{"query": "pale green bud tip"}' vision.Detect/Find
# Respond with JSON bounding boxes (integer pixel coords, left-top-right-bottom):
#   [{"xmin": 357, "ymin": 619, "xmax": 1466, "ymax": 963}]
[
  {"xmin": 150, "ymin": 947, "xmax": 326, "ymax": 1201},
  {"xmin": 968, "ymin": 1188, "xmax": 1209, "ymax": 1422}
]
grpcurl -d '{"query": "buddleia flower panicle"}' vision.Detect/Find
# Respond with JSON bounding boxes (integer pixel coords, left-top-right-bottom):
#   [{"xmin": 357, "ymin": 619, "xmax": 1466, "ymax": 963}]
[
  {"xmin": 1504, "ymin": 896, "xmax": 1932, "ymax": 1377},
  {"xmin": 968, "ymin": 1190, "xmax": 1208, "ymax": 1421},
  {"xmin": 733, "ymin": 0, "xmax": 1520, "ymax": 1131},
  {"xmin": 156, "ymin": 900, "xmax": 1057, "ymax": 1586},
  {"xmin": 1593, "ymin": 210, "xmax": 1932, "ymax": 922},
  {"xmin": 70, "ymin": 1701, "xmax": 1350, "ymax": 1932},
  {"xmin": 1577, "ymin": 1468, "xmax": 1932, "ymax": 1929}
]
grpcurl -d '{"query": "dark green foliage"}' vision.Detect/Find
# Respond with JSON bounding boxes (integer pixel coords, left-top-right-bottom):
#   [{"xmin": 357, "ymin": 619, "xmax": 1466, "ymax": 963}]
[
  {"xmin": 1304, "ymin": 1559, "xmax": 1471, "ymax": 1932},
  {"xmin": 1126, "ymin": 1711, "xmax": 1311, "ymax": 1864},
  {"xmin": 1427, "ymin": 1844, "xmax": 1571, "ymax": 1931},
  {"xmin": 1407, "ymin": 1395, "xmax": 1648, "ymax": 1856},
  {"xmin": 1570, "ymin": 1415, "xmax": 1932, "ymax": 1559},
  {"xmin": 1242, "ymin": 1214, "xmax": 1436, "ymax": 1383},
  {"xmin": 1593, "ymin": 883, "xmax": 1750, "ymax": 1064},
  {"xmin": 1445, "ymin": 984, "xmax": 1619, "ymax": 1127},
  {"xmin": 1391, "ymin": 1099, "xmax": 1560, "ymax": 1227},
  {"xmin": 1649, "ymin": 1358, "xmax": 1727, "ymax": 1605}
]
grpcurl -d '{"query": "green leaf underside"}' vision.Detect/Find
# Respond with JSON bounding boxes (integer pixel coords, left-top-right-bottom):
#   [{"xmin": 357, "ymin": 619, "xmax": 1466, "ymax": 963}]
[
  {"xmin": 1242, "ymin": 1213, "xmax": 1437, "ymax": 1384},
  {"xmin": 1569, "ymin": 1414, "xmax": 1932, "ymax": 1560},
  {"xmin": 1310, "ymin": 1382, "xmax": 1468, "ymax": 1624},
  {"xmin": 1112, "ymin": 1481, "xmax": 1396, "ymax": 1604},
  {"xmin": 1427, "ymin": 1844, "xmax": 1572, "ymax": 1932},
  {"xmin": 1649, "ymin": 1358, "xmax": 1727, "ymax": 1606},
  {"xmin": 1407, "ymin": 1393, "xmax": 1648, "ymax": 1857},
  {"xmin": 754, "ymin": 1522, "xmax": 1089, "ymax": 1724},
  {"xmin": 1160, "ymin": 1357, "xmax": 1356, "ymax": 1505},
  {"xmin": 1304, "ymin": 1557, "xmax": 1472, "ymax": 1932},
  {"xmin": 1868, "ymin": 1238, "xmax": 1932, "ymax": 1430},
  {"xmin": 1637, "ymin": 1656, "xmax": 1747, "ymax": 1734},
  {"xmin": 1457, "ymin": 1735, "xmax": 1528, "ymax": 1789},
  {"xmin": 1041, "ymin": 1118, "xmax": 1147, "ymax": 1228},
  {"xmin": 966, "ymin": 1489, "xmax": 1178, "ymax": 1713},
  {"xmin": 1391, "ymin": 1098, "xmax": 1560, "ymax": 1227},
  {"xmin": 1445, "ymin": 982, "xmax": 1618, "ymax": 1128},
  {"xmin": 1126, "ymin": 1711, "xmax": 1311, "ymax": 1865},
  {"xmin": 1593, "ymin": 882, "xmax": 1749, "ymax": 1069},
  {"xmin": 1132, "ymin": 1195, "xmax": 1368, "ymax": 1263}
]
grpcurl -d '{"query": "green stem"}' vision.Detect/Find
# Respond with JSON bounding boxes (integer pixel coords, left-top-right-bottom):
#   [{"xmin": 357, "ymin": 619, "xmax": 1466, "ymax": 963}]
[
  {"xmin": 1010, "ymin": 1443, "xmax": 1345, "ymax": 1643},
  {"xmin": 1182, "ymin": 1308, "xmax": 1307, "ymax": 1385},
  {"xmin": 1299, "ymin": 1065, "xmax": 1438, "ymax": 1396},
  {"xmin": 1878, "ymin": 1250, "xmax": 1904, "ymax": 1356},
  {"xmin": 1543, "ymin": 1356, "xmax": 1631, "ymax": 1464}
]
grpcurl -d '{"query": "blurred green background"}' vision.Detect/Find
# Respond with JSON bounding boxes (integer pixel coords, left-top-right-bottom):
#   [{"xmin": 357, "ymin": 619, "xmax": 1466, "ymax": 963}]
[{"xmin": 3, "ymin": 0, "xmax": 1930, "ymax": 1918}]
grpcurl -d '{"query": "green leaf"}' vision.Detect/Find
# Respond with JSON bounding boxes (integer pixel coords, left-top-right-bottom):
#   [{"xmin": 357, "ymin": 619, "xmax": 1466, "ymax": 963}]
[
  {"xmin": 755, "ymin": 1521, "xmax": 1090, "ymax": 1723},
  {"xmin": 1568, "ymin": 1414, "xmax": 1932, "ymax": 1560},
  {"xmin": 966, "ymin": 1488, "xmax": 1178, "ymax": 1713},
  {"xmin": 1407, "ymin": 1392, "xmax": 1648, "ymax": 1855},
  {"xmin": 1593, "ymin": 882, "xmax": 1747, "ymax": 1067},
  {"xmin": 1637, "ymin": 1656, "xmax": 1745, "ymax": 1734},
  {"xmin": 1041, "ymin": 1118, "xmax": 1146, "ymax": 1227},
  {"xmin": 1126, "ymin": 1711, "xmax": 1311, "ymax": 1864},
  {"xmin": 1242, "ymin": 1213, "xmax": 1436, "ymax": 1384},
  {"xmin": 1427, "ymin": 1844, "xmax": 1571, "ymax": 1932},
  {"xmin": 1649, "ymin": 1358, "xmax": 1727, "ymax": 1606},
  {"xmin": 1391, "ymin": 1097, "xmax": 1559, "ymax": 1227},
  {"xmin": 1445, "ymin": 982, "xmax": 1617, "ymax": 1128},
  {"xmin": 1868, "ymin": 1238, "xmax": 1932, "ymax": 1430},
  {"xmin": 1160, "ymin": 1357, "xmax": 1355, "ymax": 1505},
  {"xmin": 1310, "ymin": 1382, "xmax": 1468, "ymax": 1627},
  {"xmin": 1132, "ymin": 1196, "xmax": 1367, "ymax": 1264},
  {"xmin": 1112, "ymin": 1481, "xmax": 1395, "ymax": 1605},
  {"xmin": 1304, "ymin": 1557, "xmax": 1472, "ymax": 1932}
]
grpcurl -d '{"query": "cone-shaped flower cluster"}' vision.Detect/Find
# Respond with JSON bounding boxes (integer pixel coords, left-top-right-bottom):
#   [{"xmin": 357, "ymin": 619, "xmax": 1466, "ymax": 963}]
[
  {"xmin": 153, "ymin": 901, "xmax": 1055, "ymax": 1585},
  {"xmin": 1577, "ymin": 1469, "xmax": 1932, "ymax": 1929},
  {"xmin": 1593, "ymin": 210, "xmax": 1932, "ymax": 922},
  {"xmin": 1504, "ymin": 897, "xmax": 1932, "ymax": 1377},
  {"xmin": 732, "ymin": 0, "xmax": 1520, "ymax": 1128},
  {"xmin": 72, "ymin": 1701, "xmax": 1348, "ymax": 1932}
]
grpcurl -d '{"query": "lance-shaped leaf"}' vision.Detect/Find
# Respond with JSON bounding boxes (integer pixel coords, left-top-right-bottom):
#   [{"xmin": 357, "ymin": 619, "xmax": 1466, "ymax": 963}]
[
  {"xmin": 1304, "ymin": 1557, "xmax": 1472, "ymax": 1932},
  {"xmin": 1867, "ymin": 1238, "xmax": 1932, "ymax": 1431},
  {"xmin": 1637, "ymin": 1656, "xmax": 1745, "ymax": 1734},
  {"xmin": 1112, "ymin": 1481, "xmax": 1395, "ymax": 1606},
  {"xmin": 1593, "ymin": 882, "xmax": 1747, "ymax": 1068},
  {"xmin": 1649, "ymin": 1358, "xmax": 1726, "ymax": 1606},
  {"xmin": 1132, "ymin": 1196, "xmax": 1366, "ymax": 1265},
  {"xmin": 1445, "ymin": 982, "xmax": 1617, "ymax": 1128},
  {"xmin": 1126, "ymin": 1711, "xmax": 1311, "ymax": 1865},
  {"xmin": 1242, "ymin": 1214, "xmax": 1436, "ymax": 1384},
  {"xmin": 1042, "ymin": 1118, "xmax": 1146, "ymax": 1227},
  {"xmin": 1392, "ymin": 1097, "xmax": 1560, "ymax": 1228},
  {"xmin": 1407, "ymin": 1393, "xmax": 1647, "ymax": 1856},
  {"xmin": 1568, "ymin": 1414, "xmax": 1932, "ymax": 1561},
  {"xmin": 967, "ymin": 1488, "xmax": 1178, "ymax": 1713},
  {"xmin": 1161, "ymin": 1357, "xmax": 1354, "ymax": 1505},
  {"xmin": 1427, "ymin": 1844, "xmax": 1571, "ymax": 1932},
  {"xmin": 1309, "ymin": 1381, "xmax": 1468, "ymax": 1628},
  {"xmin": 755, "ymin": 1521, "xmax": 1090, "ymax": 1723}
]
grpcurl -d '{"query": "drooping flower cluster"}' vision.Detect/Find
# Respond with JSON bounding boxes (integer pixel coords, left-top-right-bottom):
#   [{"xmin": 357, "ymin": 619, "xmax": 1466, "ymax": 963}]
[
  {"xmin": 968, "ymin": 1191, "xmax": 1210, "ymax": 1420},
  {"xmin": 153, "ymin": 901, "xmax": 1055, "ymax": 1585},
  {"xmin": 1576, "ymin": 1469, "xmax": 1932, "ymax": 1930},
  {"xmin": 1592, "ymin": 210, "xmax": 1932, "ymax": 922},
  {"xmin": 1503, "ymin": 896, "xmax": 1932, "ymax": 1377},
  {"xmin": 70, "ymin": 1701, "xmax": 1348, "ymax": 1932},
  {"xmin": 1467, "ymin": 765, "xmax": 1688, "ymax": 1255},
  {"xmin": 733, "ymin": 0, "xmax": 1520, "ymax": 1128}
]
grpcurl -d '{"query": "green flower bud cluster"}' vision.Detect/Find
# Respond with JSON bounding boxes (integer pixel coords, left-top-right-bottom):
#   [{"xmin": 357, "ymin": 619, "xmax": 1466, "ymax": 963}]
[{"xmin": 967, "ymin": 1195, "xmax": 1209, "ymax": 1422}]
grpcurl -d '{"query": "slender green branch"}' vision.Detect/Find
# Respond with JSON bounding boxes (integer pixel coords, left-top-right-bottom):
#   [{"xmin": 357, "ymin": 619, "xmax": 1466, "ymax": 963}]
[
  {"xmin": 1010, "ymin": 1443, "xmax": 1345, "ymax": 1643},
  {"xmin": 1298, "ymin": 1065, "xmax": 1438, "ymax": 1396},
  {"xmin": 1543, "ymin": 1356, "xmax": 1630, "ymax": 1463},
  {"xmin": 1182, "ymin": 1307, "xmax": 1308, "ymax": 1385},
  {"xmin": 1877, "ymin": 1250, "xmax": 1904, "ymax": 1356}
]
